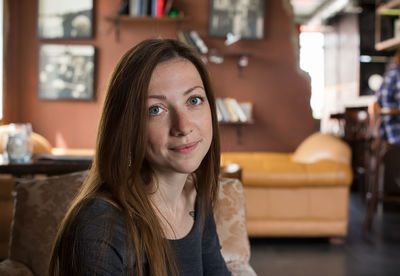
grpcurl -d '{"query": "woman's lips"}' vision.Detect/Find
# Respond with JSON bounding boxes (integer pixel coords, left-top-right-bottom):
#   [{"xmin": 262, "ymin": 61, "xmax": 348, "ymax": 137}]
[{"xmin": 170, "ymin": 141, "xmax": 199, "ymax": 154}]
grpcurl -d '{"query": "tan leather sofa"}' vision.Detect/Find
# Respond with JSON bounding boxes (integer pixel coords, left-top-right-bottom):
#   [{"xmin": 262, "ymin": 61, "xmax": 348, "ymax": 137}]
[
  {"xmin": 0, "ymin": 171, "xmax": 255, "ymax": 275},
  {"xmin": 221, "ymin": 132, "xmax": 353, "ymax": 238}
]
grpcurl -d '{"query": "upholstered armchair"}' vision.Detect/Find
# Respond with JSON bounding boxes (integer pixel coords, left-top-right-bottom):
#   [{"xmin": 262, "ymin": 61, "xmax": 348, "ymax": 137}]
[{"xmin": 0, "ymin": 171, "xmax": 256, "ymax": 276}]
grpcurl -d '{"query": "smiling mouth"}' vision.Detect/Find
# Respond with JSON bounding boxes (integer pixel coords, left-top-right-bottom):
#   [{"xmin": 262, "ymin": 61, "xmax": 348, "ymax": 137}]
[{"xmin": 170, "ymin": 141, "xmax": 200, "ymax": 154}]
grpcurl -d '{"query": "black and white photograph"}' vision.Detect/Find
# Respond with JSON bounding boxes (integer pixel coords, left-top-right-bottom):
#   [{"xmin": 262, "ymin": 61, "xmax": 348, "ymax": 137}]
[
  {"xmin": 209, "ymin": 0, "xmax": 264, "ymax": 39},
  {"xmin": 38, "ymin": 44, "xmax": 95, "ymax": 100},
  {"xmin": 38, "ymin": 0, "xmax": 93, "ymax": 39}
]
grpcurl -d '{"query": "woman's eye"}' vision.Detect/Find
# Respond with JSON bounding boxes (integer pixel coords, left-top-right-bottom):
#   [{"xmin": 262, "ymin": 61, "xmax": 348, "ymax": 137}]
[
  {"xmin": 149, "ymin": 106, "xmax": 163, "ymax": 115},
  {"xmin": 189, "ymin": 96, "xmax": 203, "ymax": 106}
]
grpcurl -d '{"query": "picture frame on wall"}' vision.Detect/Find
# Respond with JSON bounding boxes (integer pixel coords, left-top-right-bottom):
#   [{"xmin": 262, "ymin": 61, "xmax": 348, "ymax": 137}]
[
  {"xmin": 208, "ymin": 0, "xmax": 264, "ymax": 40},
  {"xmin": 38, "ymin": 44, "xmax": 95, "ymax": 101},
  {"xmin": 38, "ymin": 0, "xmax": 93, "ymax": 39}
]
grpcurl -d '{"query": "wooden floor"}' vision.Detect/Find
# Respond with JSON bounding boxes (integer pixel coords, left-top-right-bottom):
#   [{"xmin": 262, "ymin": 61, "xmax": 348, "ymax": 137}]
[{"xmin": 249, "ymin": 192, "xmax": 400, "ymax": 276}]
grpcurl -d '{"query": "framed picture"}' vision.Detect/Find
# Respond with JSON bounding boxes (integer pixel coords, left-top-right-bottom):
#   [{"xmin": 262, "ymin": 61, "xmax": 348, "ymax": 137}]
[
  {"xmin": 38, "ymin": 44, "xmax": 95, "ymax": 101},
  {"xmin": 208, "ymin": 0, "xmax": 264, "ymax": 39},
  {"xmin": 38, "ymin": 0, "xmax": 93, "ymax": 39}
]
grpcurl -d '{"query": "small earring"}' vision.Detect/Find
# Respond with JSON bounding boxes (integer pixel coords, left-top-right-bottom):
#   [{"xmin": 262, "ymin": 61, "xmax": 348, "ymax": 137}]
[{"xmin": 128, "ymin": 151, "xmax": 132, "ymax": 168}]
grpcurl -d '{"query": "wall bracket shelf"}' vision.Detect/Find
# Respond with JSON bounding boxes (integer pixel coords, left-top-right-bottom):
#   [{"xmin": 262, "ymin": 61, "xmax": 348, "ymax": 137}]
[
  {"xmin": 219, "ymin": 121, "xmax": 254, "ymax": 144},
  {"xmin": 105, "ymin": 15, "xmax": 186, "ymax": 42},
  {"xmin": 375, "ymin": 0, "xmax": 400, "ymax": 51}
]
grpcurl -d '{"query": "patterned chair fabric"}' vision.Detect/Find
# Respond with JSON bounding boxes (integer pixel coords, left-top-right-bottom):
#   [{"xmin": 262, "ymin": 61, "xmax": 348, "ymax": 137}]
[
  {"xmin": 0, "ymin": 171, "xmax": 255, "ymax": 276},
  {"xmin": 6, "ymin": 171, "xmax": 88, "ymax": 276},
  {"xmin": 215, "ymin": 177, "xmax": 255, "ymax": 275}
]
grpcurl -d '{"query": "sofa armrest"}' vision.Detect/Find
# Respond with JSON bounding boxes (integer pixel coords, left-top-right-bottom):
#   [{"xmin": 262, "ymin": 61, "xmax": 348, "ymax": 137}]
[{"xmin": 0, "ymin": 259, "xmax": 34, "ymax": 276}]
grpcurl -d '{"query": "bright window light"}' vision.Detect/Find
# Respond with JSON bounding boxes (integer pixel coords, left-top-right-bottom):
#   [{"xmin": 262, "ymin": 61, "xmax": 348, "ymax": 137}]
[
  {"xmin": 299, "ymin": 32, "xmax": 324, "ymax": 119},
  {"xmin": 0, "ymin": 0, "xmax": 3, "ymax": 120},
  {"xmin": 360, "ymin": 55, "xmax": 372, "ymax": 63}
]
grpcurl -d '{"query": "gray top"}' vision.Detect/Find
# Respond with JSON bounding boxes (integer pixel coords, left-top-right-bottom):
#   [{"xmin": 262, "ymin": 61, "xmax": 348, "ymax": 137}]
[{"xmin": 70, "ymin": 197, "xmax": 231, "ymax": 275}]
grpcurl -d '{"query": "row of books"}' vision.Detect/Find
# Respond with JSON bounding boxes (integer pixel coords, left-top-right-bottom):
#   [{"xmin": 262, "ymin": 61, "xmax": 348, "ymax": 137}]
[
  {"xmin": 128, "ymin": 0, "xmax": 174, "ymax": 17},
  {"xmin": 216, "ymin": 98, "xmax": 253, "ymax": 123},
  {"xmin": 177, "ymin": 30, "xmax": 208, "ymax": 55}
]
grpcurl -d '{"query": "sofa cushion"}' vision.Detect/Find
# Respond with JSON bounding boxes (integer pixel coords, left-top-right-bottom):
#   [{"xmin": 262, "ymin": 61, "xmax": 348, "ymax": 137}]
[
  {"xmin": 291, "ymin": 132, "xmax": 351, "ymax": 165},
  {"xmin": 9, "ymin": 170, "xmax": 88, "ymax": 276}
]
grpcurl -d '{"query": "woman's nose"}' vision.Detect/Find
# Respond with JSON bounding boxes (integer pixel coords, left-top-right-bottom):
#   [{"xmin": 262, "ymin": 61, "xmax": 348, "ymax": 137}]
[{"xmin": 170, "ymin": 110, "xmax": 193, "ymax": 136}]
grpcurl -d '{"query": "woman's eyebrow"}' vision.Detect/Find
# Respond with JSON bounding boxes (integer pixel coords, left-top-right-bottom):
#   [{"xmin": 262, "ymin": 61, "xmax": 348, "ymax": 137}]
[
  {"xmin": 148, "ymin": 86, "xmax": 204, "ymax": 99},
  {"xmin": 148, "ymin": 94, "xmax": 166, "ymax": 100},
  {"xmin": 183, "ymin": 85, "xmax": 204, "ymax": 96}
]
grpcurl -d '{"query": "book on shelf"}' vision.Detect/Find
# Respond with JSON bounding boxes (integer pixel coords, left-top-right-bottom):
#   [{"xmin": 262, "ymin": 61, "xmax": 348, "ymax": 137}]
[
  {"xmin": 129, "ymin": 0, "xmax": 140, "ymax": 16},
  {"xmin": 216, "ymin": 104, "xmax": 223, "ymax": 122},
  {"xmin": 176, "ymin": 30, "xmax": 208, "ymax": 55},
  {"xmin": 163, "ymin": 0, "xmax": 174, "ymax": 16},
  {"xmin": 125, "ymin": 0, "xmax": 173, "ymax": 17},
  {"xmin": 216, "ymin": 98, "xmax": 232, "ymax": 122},
  {"xmin": 119, "ymin": 0, "xmax": 129, "ymax": 15},
  {"xmin": 189, "ymin": 31, "xmax": 208, "ymax": 54},
  {"xmin": 127, "ymin": 0, "xmax": 148, "ymax": 16},
  {"xmin": 177, "ymin": 30, "xmax": 197, "ymax": 50},
  {"xmin": 151, "ymin": 0, "xmax": 165, "ymax": 17},
  {"xmin": 227, "ymin": 98, "xmax": 248, "ymax": 122},
  {"xmin": 141, "ymin": 0, "xmax": 149, "ymax": 15},
  {"xmin": 215, "ymin": 97, "xmax": 253, "ymax": 123},
  {"xmin": 223, "ymin": 98, "xmax": 240, "ymax": 122},
  {"xmin": 176, "ymin": 30, "xmax": 186, "ymax": 44},
  {"xmin": 239, "ymin": 102, "xmax": 253, "ymax": 122},
  {"xmin": 151, "ymin": 0, "xmax": 156, "ymax": 16}
]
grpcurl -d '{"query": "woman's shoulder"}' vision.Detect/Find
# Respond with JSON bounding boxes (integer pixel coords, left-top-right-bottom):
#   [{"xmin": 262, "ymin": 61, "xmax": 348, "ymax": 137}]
[
  {"xmin": 70, "ymin": 198, "xmax": 134, "ymax": 273},
  {"xmin": 75, "ymin": 197, "xmax": 126, "ymax": 236},
  {"xmin": 77, "ymin": 197, "xmax": 121, "ymax": 218}
]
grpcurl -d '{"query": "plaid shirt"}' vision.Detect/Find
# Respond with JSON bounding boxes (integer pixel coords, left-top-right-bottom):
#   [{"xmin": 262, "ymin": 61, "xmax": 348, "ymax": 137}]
[{"xmin": 377, "ymin": 66, "xmax": 400, "ymax": 146}]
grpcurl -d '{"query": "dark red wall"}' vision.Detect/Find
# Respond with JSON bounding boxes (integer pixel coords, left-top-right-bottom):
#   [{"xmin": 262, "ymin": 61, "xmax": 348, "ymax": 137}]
[{"xmin": 4, "ymin": 0, "xmax": 316, "ymax": 152}]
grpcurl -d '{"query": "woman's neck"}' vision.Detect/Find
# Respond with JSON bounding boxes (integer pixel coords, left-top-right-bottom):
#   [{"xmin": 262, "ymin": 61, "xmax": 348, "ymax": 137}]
[
  {"xmin": 152, "ymin": 173, "xmax": 188, "ymax": 208},
  {"xmin": 150, "ymin": 172, "xmax": 196, "ymax": 239}
]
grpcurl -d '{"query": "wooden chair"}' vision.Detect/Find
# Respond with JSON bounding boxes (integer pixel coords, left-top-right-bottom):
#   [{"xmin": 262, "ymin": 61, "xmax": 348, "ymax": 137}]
[{"xmin": 363, "ymin": 102, "xmax": 400, "ymax": 239}]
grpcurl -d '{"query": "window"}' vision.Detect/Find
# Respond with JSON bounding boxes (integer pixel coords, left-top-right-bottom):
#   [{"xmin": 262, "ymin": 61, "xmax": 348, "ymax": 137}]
[
  {"xmin": 0, "ymin": 0, "xmax": 3, "ymax": 120},
  {"xmin": 299, "ymin": 32, "xmax": 324, "ymax": 119}
]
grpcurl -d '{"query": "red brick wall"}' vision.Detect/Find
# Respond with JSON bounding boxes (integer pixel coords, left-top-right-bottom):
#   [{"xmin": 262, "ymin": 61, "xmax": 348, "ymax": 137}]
[{"xmin": 4, "ymin": 0, "xmax": 316, "ymax": 152}]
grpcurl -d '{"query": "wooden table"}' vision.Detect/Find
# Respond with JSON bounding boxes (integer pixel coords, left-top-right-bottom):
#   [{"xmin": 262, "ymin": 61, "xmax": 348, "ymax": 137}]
[{"xmin": 0, "ymin": 156, "xmax": 93, "ymax": 177}]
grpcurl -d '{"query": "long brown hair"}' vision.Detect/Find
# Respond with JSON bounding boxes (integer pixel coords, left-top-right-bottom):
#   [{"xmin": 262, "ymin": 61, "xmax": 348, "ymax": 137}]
[{"xmin": 49, "ymin": 39, "xmax": 221, "ymax": 276}]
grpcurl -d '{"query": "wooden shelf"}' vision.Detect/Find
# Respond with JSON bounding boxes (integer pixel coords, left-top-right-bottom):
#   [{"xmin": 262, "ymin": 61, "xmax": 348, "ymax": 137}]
[
  {"xmin": 105, "ymin": 15, "xmax": 186, "ymax": 41},
  {"xmin": 375, "ymin": 36, "xmax": 400, "ymax": 51},
  {"xmin": 219, "ymin": 121, "xmax": 254, "ymax": 125},
  {"xmin": 377, "ymin": 0, "xmax": 400, "ymax": 14},
  {"xmin": 219, "ymin": 121, "xmax": 254, "ymax": 144},
  {"xmin": 105, "ymin": 15, "xmax": 185, "ymax": 23},
  {"xmin": 375, "ymin": 0, "xmax": 400, "ymax": 51}
]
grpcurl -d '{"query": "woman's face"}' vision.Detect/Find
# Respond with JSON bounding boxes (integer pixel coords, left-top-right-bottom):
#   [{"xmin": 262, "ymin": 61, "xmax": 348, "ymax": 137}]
[{"xmin": 145, "ymin": 58, "xmax": 213, "ymax": 176}]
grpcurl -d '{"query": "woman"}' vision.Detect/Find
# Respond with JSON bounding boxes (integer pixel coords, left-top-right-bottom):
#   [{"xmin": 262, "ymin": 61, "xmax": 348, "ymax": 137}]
[{"xmin": 49, "ymin": 39, "xmax": 230, "ymax": 275}]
